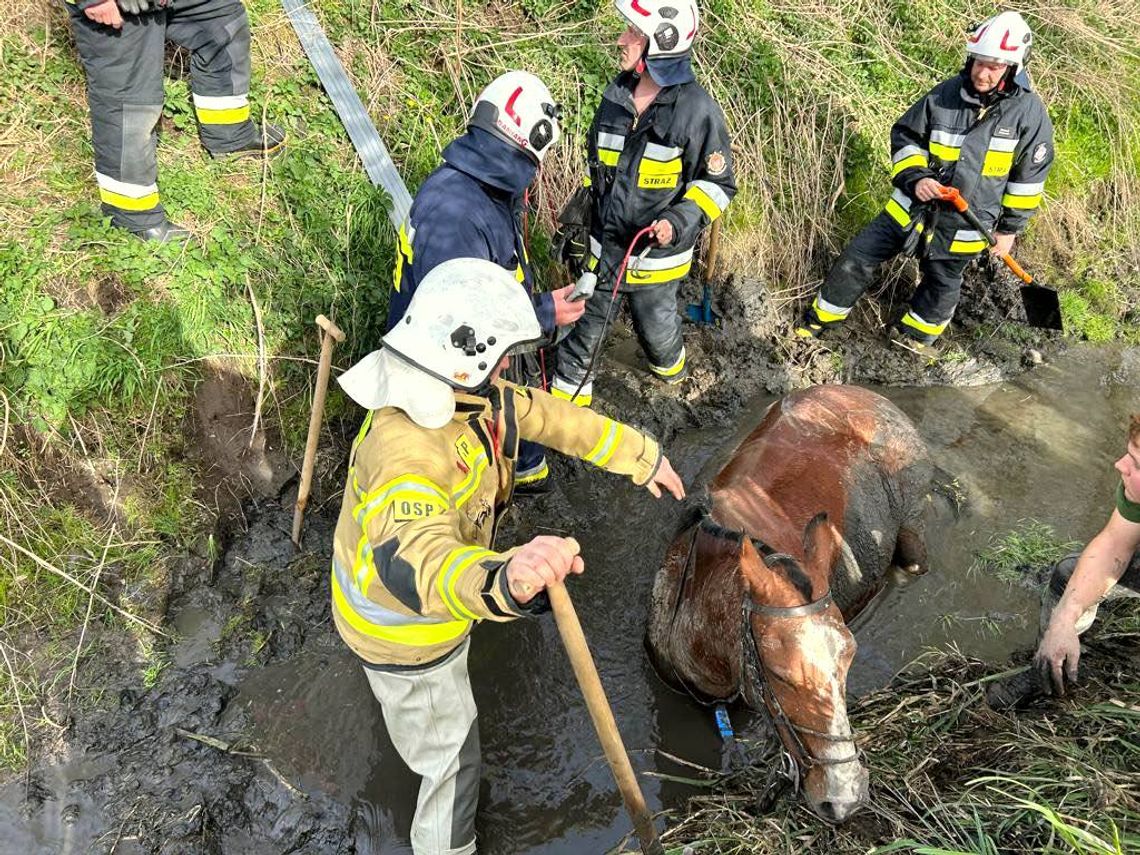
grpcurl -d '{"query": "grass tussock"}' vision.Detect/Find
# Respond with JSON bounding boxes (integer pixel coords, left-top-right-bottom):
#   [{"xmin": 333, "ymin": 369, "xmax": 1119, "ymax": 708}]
[{"xmin": 661, "ymin": 601, "xmax": 1140, "ymax": 855}]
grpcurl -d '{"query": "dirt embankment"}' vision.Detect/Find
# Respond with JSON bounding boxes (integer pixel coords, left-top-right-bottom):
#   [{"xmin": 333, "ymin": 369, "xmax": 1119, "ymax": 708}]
[{"xmin": 0, "ymin": 267, "xmax": 1061, "ymax": 852}]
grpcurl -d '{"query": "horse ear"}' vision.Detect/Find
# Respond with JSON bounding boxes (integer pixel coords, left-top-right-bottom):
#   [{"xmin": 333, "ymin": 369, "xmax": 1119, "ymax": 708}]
[
  {"xmin": 803, "ymin": 512, "xmax": 837, "ymax": 579},
  {"xmin": 738, "ymin": 536, "xmax": 765, "ymax": 590}
]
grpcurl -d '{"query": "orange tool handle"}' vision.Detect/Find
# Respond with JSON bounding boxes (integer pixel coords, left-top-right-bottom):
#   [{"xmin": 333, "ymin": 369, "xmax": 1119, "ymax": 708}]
[
  {"xmin": 998, "ymin": 253, "xmax": 1034, "ymax": 284},
  {"xmin": 935, "ymin": 185, "xmax": 970, "ymax": 214}
]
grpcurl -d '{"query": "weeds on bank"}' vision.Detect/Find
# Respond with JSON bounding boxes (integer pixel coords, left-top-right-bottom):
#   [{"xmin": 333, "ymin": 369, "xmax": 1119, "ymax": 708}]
[{"xmin": 970, "ymin": 520, "xmax": 1081, "ymax": 587}]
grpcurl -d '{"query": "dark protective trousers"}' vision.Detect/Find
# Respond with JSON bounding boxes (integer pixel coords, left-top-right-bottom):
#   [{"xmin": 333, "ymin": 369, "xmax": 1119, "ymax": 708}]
[
  {"xmin": 67, "ymin": 0, "xmax": 260, "ymax": 230},
  {"xmin": 502, "ymin": 352, "xmax": 548, "ymax": 485},
  {"xmin": 820, "ymin": 213, "xmax": 974, "ymax": 340},
  {"xmin": 1041, "ymin": 549, "xmax": 1140, "ymax": 637},
  {"xmin": 553, "ymin": 280, "xmax": 685, "ymax": 404}
]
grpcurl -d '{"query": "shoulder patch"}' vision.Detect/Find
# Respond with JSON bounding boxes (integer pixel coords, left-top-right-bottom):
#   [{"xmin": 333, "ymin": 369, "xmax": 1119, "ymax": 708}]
[
  {"xmin": 1032, "ymin": 143, "xmax": 1049, "ymax": 164},
  {"xmin": 706, "ymin": 150, "xmax": 727, "ymax": 176}
]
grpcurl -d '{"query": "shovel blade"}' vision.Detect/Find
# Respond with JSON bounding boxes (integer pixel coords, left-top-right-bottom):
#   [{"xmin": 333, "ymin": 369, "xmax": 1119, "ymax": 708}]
[{"xmin": 1020, "ymin": 284, "xmax": 1063, "ymax": 331}]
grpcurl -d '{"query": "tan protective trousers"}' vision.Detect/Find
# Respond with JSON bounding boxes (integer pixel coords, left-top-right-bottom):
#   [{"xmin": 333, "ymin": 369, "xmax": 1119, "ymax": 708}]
[{"xmin": 364, "ymin": 640, "xmax": 480, "ymax": 855}]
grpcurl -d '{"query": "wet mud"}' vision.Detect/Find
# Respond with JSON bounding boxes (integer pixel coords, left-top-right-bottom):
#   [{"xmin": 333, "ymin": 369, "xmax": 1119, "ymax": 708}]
[{"xmin": 0, "ymin": 271, "xmax": 1122, "ymax": 854}]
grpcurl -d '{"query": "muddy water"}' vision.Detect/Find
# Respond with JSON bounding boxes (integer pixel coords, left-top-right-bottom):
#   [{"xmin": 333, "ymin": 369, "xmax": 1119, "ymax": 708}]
[{"xmin": 228, "ymin": 346, "xmax": 1138, "ymax": 854}]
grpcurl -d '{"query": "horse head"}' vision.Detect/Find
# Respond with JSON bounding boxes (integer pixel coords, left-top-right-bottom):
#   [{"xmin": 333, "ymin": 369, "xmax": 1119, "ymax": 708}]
[{"xmin": 739, "ymin": 512, "xmax": 867, "ymax": 823}]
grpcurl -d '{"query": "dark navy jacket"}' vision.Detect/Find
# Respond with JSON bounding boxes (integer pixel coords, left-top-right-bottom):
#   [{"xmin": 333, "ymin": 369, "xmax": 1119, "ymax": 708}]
[{"xmin": 386, "ymin": 128, "xmax": 555, "ymax": 335}]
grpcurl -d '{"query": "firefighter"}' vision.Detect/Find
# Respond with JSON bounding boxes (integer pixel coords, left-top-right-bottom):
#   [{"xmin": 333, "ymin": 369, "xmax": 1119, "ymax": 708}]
[
  {"xmin": 66, "ymin": 0, "xmax": 285, "ymax": 243},
  {"xmin": 335, "ymin": 258, "xmax": 685, "ymax": 855},
  {"xmin": 552, "ymin": 0, "xmax": 736, "ymax": 406},
  {"xmin": 795, "ymin": 11, "xmax": 1054, "ymax": 356},
  {"xmin": 387, "ymin": 71, "xmax": 587, "ymax": 493}
]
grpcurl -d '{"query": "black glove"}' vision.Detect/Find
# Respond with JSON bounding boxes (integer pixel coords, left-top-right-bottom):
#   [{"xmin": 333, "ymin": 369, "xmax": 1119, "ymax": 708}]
[
  {"xmin": 552, "ymin": 184, "xmax": 593, "ymax": 279},
  {"xmin": 116, "ymin": 0, "xmax": 159, "ymax": 14}
]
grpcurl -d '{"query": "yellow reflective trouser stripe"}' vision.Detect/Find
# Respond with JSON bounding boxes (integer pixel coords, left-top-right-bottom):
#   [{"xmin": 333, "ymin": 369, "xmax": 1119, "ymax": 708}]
[
  {"xmin": 901, "ymin": 312, "xmax": 948, "ymax": 336},
  {"xmin": 683, "ymin": 185, "xmax": 723, "ymax": 222},
  {"xmin": 982, "ymin": 150, "xmax": 1014, "ymax": 177},
  {"xmin": 587, "ymin": 254, "xmax": 599, "ymax": 271},
  {"xmin": 1002, "ymin": 193, "xmax": 1042, "ymax": 209},
  {"xmin": 812, "ymin": 296, "xmax": 849, "ymax": 323},
  {"xmin": 393, "ymin": 223, "xmax": 414, "ymax": 293},
  {"xmin": 627, "ymin": 260, "xmax": 692, "ymax": 285},
  {"xmin": 354, "ymin": 475, "xmax": 449, "ymax": 523},
  {"xmin": 99, "ymin": 187, "xmax": 161, "ymax": 211},
  {"xmin": 885, "ymin": 198, "xmax": 911, "ymax": 228},
  {"xmin": 585, "ymin": 421, "xmax": 623, "ymax": 467},
  {"xmin": 438, "ymin": 546, "xmax": 495, "ymax": 621},
  {"xmin": 551, "ymin": 385, "xmax": 592, "ymax": 407},
  {"xmin": 195, "ymin": 105, "xmax": 251, "ymax": 125},
  {"xmin": 891, "ymin": 154, "xmax": 928, "ymax": 177},
  {"xmin": 451, "ymin": 452, "xmax": 488, "ymax": 508},
  {"xmin": 928, "ymin": 142, "xmax": 961, "ymax": 161},
  {"xmin": 331, "ymin": 564, "xmax": 471, "ymax": 646},
  {"xmin": 650, "ymin": 350, "xmax": 686, "ymax": 377},
  {"xmin": 599, "ymin": 149, "xmax": 620, "ymax": 166},
  {"xmin": 514, "ymin": 461, "xmax": 549, "ymax": 485},
  {"xmin": 949, "ymin": 239, "xmax": 988, "ymax": 254}
]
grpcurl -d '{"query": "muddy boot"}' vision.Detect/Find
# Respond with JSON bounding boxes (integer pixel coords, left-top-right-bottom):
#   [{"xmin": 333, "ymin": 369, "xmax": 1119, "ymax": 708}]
[
  {"xmin": 888, "ymin": 325, "xmax": 944, "ymax": 360},
  {"xmin": 130, "ymin": 218, "xmax": 193, "ymax": 244},
  {"xmin": 210, "ymin": 123, "xmax": 287, "ymax": 160},
  {"xmin": 985, "ymin": 666, "xmax": 1045, "ymax": 710}
]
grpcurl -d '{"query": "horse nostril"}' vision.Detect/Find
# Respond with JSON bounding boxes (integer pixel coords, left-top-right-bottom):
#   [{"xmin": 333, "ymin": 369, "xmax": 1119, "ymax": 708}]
[
  {"xmin": 816, "ymin": 798, "xmax": 860, "ymax": 824},
  {"xmin": 817, "ymin": 801, "xmax": 838, "ymax": 822}
]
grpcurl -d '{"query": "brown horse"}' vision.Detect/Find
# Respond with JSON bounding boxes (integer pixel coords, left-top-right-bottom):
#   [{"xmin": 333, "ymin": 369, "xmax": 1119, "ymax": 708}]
[{"xmin": 647, "ymin": 384, "xmax": 931, "ymax": 822}]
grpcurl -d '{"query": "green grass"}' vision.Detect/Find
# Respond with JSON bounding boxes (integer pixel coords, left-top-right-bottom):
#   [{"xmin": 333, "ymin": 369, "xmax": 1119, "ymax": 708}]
[{"xmin": 971, "ymin": 520, "xmax": 1081, "ymax": 586}]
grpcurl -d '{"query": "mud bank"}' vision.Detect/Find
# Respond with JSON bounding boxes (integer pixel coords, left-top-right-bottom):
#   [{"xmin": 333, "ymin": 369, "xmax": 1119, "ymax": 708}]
[{"xmin": 0, "ymin": 269, "xmax": 1080, "ymax": 853}]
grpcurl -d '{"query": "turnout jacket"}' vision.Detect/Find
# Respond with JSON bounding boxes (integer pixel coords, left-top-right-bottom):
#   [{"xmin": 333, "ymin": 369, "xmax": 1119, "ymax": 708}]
[
  {"xmin": 587, "ymin": 73, "xmax": 736, "ymax": 288},
  {"xmin": 331, "ymin": 380, "xmax": 662, "ymax": 668},
  {"xmin": 387, "ymin": 129, "xmax": 555, "ymax": 335},
  {"xmin": 885, "ymin": 72, "xmax": 1054, "ymax": 259}
]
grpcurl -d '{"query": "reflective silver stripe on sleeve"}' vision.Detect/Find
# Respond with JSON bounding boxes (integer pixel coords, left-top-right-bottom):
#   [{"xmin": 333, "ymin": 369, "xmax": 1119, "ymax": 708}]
[
  {"xmin": 334, "ymin": 558, "xmax": 446, "ymax": 626},
  {"xmin": 929, "ymin": 130, "xmax": 965, "ymax": 148},
  {"xmin": 687, "ymin": 179, "xmax": 730, "ymax": 210},
  {"xmin": 597, "ymin": 132, "xmax": 625, "ymax": 151},
  {"xmin": 890, "ymin": 188, "xmax": 913, "ymax": 210},
  {"xmin": 953, "ymin": 229, "xmax": 983, "ymax": 242},
  {"xmin": 891, "ymin": 144, "xmax": 927, "ymax": 164},
  {"xmin": 1005, "ymin": 181, "xmax": 1045, "ymax": 195}
]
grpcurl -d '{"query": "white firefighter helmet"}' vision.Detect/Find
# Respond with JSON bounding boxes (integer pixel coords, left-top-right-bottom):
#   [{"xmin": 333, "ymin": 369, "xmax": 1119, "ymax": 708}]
[
  {"xmin": 614, "ymin": 0, "xmax": 699, "ymax": 58},
  {"xmin": 337, "ymin": 258, "xmax": 543, "ymax": 428},
  {"xmin": 966, "ymin": 11, "xmax": 1033, "ymax": 72},
  {"xmin": 469, "ymin": 71, "xmax": 562, "ymax": 163}
]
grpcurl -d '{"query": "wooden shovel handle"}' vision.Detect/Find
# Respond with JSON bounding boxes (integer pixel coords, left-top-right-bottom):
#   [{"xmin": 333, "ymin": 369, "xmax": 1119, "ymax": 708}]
[{"xmin": 547, "ymin": 582, "xmax": 664, "ymax": 855}]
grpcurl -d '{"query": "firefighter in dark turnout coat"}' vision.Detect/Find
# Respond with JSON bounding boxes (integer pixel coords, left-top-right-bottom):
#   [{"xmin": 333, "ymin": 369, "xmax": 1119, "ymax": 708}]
[
  {"xmin": 796, "ymin": 11, "xmax": 1054, "ymax": 354},
  {"xmin": 65, "ymin": 0, "xmax": 284, "ymax": 242},
  {"xmin": 387, "ymin": 71, "xmax": 586, "ymax": 492},
  {"xmin": 552, "ymin": 0, "xmax": 735, "ymax": 405}
]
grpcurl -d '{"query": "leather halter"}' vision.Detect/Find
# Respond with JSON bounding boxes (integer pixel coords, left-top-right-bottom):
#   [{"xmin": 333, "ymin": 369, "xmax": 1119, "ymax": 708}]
[{"xmin": 697, "ymin": 512, "xmax": 861, "ymax": 776}]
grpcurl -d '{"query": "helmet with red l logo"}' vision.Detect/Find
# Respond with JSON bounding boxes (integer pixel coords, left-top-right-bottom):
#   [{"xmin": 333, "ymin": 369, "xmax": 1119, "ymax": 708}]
[
  {"xmin": 469, "ymin": 71, "xmax": 562, "ymax": 163},
  {"xmin": 615, "ymin": 0, "xmax": 699, "ymax": 58},
  {"xmin": 966, "ymin": 11, "xmax": 1032, "ymax": 72}
]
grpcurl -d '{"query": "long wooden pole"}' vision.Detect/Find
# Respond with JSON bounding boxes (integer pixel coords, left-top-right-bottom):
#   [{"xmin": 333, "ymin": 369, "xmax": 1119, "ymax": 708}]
[
  {"xmin": 547, "ymin": 582, "xmax": 664, "ymax": 855},
  {"xmin": 292, "ymin": 314, "xmax": 345, "ymax": 547},
  {"xmin": 704, "ymin": 217, "xmax": 722, "ymax": 284}
]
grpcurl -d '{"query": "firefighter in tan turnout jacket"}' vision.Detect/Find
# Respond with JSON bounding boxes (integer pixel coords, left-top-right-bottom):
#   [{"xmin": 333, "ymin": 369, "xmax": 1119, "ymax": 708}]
[
  {"xmin": 332, "ymin": 258, "xmax": 685, "ymax": 854},
  {"xmin": 796, "ymin": 11, "xmax": 1054, "ymax": 354}
]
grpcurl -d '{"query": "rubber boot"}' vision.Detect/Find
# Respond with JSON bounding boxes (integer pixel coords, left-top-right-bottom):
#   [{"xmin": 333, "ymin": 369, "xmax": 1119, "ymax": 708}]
[
  {"xmin": 210, "ymin": 122, "xmax": 287, "ymax": 160},
  {"xmin": 130, "ymin": 219, "xmax": 193, "ymax": 244}
]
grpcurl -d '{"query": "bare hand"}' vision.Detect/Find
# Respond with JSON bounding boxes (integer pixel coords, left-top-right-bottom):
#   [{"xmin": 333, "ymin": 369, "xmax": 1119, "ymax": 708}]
[
  {"xmin": 1034, "ymin": 620, "xmax": 1081, "ymax": 696},
  {"xmin": 84, "ymin": 0, "xmax": 123, "ymax": 27},
  {"xmin": 914, "ymin": 178, "xmax": 945, "ymax": 202},
  {"xmin": 506, "ymin": 536, "xmax": 584, "ymax": 604},
  {"xmin": 649, "ymin": 218, "xmax": 674, "ymax": 246},
  {"xmin": 646, "ymin": 455, "xmax": 685, "ymax": 500},
  {"xmin": 552, "ymin": 284, "xmax": 587, "ymax": 326},
  {"xmin": 990, "ymin": 232, "xmax": 1016, "ymax": 257}
]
